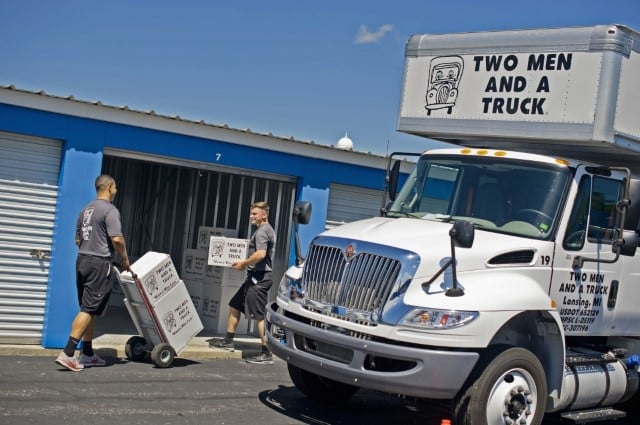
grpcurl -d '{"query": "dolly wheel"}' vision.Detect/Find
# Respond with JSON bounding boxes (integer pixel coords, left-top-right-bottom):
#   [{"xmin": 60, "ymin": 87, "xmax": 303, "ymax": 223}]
[
  {"xmin": 124, "ymin": 336, "xmax": 147, "ymax": 361},
  {"xmin": 151, "ymin": 343, "xmax": 175, "ymax": 368}
]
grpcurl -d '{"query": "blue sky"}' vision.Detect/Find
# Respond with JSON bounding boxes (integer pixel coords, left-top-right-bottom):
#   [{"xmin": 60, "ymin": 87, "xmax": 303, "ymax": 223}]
[{"xmin": 2, "ymin": 0, "xmax": 639, "ymax": 155}]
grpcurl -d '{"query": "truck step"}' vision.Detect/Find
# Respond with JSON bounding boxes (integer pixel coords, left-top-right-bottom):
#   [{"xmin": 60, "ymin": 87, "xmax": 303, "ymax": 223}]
[
  {"xmin": 565, "ymin": 354, "xmax": 618, "ymax": 366},
  {"xmin": 560, "ymin": 407, "xmax": 626, "ymax": 424}
]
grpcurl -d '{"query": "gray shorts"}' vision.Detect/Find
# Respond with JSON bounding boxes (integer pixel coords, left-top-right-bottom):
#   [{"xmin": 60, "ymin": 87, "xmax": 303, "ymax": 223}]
[
  {"xmin": 229, "ymin": 271, "xmax": 273, "ymax": 320},
  {"xmin": 76, "ymin": 255, "xmax": 116, "ymax": 315}
]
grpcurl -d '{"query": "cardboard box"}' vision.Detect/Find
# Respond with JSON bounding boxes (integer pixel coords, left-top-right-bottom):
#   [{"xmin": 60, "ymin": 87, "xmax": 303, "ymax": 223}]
[
  {"xmin": 129, "ymin": 252, "xmax": 181, "ymax": 306},
  {"xmin": 124, "ymin": 282, "xmax": 203, "ymax": 353},
  {"xmin": 205, "ymin": 266, "xmax": 247, "ymax": 287},
  {"xmin": 152, "ymin": 282, "xmax": 204, "ymax": 353},
  {"xmin": 207, "ymin": 237, "xmax": 249, "ymax": 267},
  {"xmin": 119, "ymin": 274, "xmax": 203, "ymax": 354},
  {"xmin": 181, "ymin": 249, "xmax": 208, "ymax": 281},
  {"xmin": 200, "ymin": 284, "xmax": 249, "ymax": 334},
  {"xmin": 183, "ymin": 279, "xmax": 204, "ymax": 313},
  {"xmin": 197, "ymin": 226, "xmax": 238, "ymax": 249}
]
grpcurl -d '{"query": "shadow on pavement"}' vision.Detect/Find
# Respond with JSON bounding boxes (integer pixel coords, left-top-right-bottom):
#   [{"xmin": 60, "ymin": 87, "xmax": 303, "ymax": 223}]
[{"xmin": 258, "ymin": 384, "xmax": 451, "ymax": 425}]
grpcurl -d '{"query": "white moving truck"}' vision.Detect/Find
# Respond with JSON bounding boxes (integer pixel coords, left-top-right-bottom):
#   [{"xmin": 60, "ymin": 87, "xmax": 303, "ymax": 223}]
[{"xmin": 266, "ymin": 25, "xmax": 640, "ymax": 424}]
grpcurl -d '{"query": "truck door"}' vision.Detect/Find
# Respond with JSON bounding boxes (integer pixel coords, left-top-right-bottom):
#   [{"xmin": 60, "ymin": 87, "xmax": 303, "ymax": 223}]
[
  {"xmin": 611, "ymin": 250, "xmax": 640, "ymax": 336},
  {"xmin": 550, "ymin": 167, "xmax": 627, "ymax": 336}
]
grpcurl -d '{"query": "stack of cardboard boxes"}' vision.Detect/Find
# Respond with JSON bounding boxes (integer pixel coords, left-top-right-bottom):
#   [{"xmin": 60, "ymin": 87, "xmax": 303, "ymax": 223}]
[
  {"xmin": 181, "ymin": 226, "xmax": 249, "ymax": 334},
  {"xmin": 121, "ymin": 251, "xmax": 203, "ymax": 355}
]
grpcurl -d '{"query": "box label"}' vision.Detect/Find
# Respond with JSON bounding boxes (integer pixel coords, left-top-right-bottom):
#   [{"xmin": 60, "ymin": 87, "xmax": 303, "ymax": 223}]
[
  {"xmin": 182, "ymin": 249, "xmax": 208, "ymax": 281},
  {"xmin": 207, "ymin": 237, "xmax": 249, "ymax": 267},
  {"xmin": 131, "ymin": 252, "xmax": 180, "ymax": 306},
  {"xmin": 152, "ymin": 283, "xmax": 204, "ymax": 353}
]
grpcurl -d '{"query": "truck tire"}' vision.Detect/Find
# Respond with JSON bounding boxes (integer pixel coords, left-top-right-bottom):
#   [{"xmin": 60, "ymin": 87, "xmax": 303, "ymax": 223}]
[
  {"xmin": 287, "ymin": 363, "xmax": 359, "ymax": 403},
  {"xmin": 452, "ymin": 346, "xmax": 547, "ymax": 425}
]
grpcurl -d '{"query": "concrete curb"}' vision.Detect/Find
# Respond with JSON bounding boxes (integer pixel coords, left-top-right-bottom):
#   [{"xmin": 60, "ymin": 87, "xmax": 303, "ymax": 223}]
[{"xmin": 0, "ymin": 334, "xmax": 263, "ymax": 361}]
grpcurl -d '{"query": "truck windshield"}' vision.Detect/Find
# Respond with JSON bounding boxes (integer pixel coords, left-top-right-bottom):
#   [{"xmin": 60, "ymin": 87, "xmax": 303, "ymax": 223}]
[{"xmin": 387, "ymin": 155, "xmax": 572, "ymax": 239}]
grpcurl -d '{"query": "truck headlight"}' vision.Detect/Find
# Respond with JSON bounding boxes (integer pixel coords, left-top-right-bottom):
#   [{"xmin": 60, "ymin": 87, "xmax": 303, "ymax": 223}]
[
  {"xmin": 400, "ymin": 308, "xmax": 478, "ymax": 329},
  {"xmin": 278, "ymin": 265, "xmax": 305, "ymax": 302}
]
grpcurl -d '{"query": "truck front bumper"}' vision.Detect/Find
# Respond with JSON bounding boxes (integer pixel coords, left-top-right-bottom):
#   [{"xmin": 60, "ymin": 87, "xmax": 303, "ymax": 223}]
[{"xmin": 266, "ymin": 302, "xmax": 480, "ymax": 399}]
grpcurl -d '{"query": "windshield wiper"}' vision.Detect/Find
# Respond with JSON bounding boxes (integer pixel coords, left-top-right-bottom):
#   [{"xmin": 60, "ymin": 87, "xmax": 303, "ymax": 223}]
[
  {"xmin": 423, "ymin": 213, "xmax": 453, "ymax": 222},
  {"xmin": 386, "ymin": 210, "xmax": 413, "ymax": 218}
]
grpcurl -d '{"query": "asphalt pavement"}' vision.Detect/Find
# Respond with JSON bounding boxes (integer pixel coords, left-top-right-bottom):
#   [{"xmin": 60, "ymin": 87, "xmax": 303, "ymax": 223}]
[
  {"xmin": 1, "ymin": 306, "xmax": 637, "ymax": 424},
  {"xmin": 0, "ymin": 354, "xmax": 456, "ymax": 425},
  {"xmin": 2, "ymin": 353, "xmax": 637, "ymax": 425}
]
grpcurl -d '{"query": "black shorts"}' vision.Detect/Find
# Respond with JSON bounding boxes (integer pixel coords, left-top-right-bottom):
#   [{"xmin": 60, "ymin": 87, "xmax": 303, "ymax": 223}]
[
  {"xmin": 76, "ymin": 255, "xmax": 116, "ymax": 315},
  {"xmin": 229, "ymin": 270, "xmax": 273, "ymax": 320}
]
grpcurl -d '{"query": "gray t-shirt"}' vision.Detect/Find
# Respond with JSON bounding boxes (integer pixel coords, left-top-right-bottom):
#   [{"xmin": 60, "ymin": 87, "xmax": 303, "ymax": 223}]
[
  {"xmin": 76, "ymin": 199, "xmax": 123, "ymax": 258},
  {"xmin": 248, "ymin": 223, "xmax": 276, "ymax": 272}
]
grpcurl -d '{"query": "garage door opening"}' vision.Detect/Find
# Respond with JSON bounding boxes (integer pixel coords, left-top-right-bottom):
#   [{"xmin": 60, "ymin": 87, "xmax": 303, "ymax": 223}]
[{"xmin": 100, "ymin": 152, "xmax": 297, "ymax": 334}]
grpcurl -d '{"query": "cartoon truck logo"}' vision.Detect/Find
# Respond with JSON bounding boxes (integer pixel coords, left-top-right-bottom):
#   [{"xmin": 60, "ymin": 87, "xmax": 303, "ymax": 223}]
[
  {"xmin": 209, "ymin": 240, "xmax": 225, "ymax": 257},
  {"xmin": 425, "ymin": 55, "xmax": 464, "ymax": 115},
  {"xmin": 163, "ymin": 311, "xmax": 177, "ymax": 332},
  {"xmin": 143, "ymin": 274, "xmax": 159, "ymax": 295}
]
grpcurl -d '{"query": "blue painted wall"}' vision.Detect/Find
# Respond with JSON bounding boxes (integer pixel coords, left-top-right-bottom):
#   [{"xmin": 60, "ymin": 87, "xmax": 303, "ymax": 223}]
[{"xmin": 1, "ymin": 103, "xmax": 402, "ymax": 348}]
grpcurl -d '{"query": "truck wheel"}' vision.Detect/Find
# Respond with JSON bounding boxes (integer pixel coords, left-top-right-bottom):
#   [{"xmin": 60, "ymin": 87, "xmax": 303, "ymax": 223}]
[
  {"xmin": 151, "ymin": 343, "xmax": 175, "ymax": 368},
  {"xmin": 453, "ymin": 346, "xmax": 546, "ymax": 425},
  {"xmin": 287, "ymin": 363, "xmax": 359, "ymax": 403},
  {"xmin": 124, "ymin": 336, "xmax": 147, "ymax": 362}
]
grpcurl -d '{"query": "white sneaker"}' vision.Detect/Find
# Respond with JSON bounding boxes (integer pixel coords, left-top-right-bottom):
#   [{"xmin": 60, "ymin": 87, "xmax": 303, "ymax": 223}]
[
  {"xmin": 78, "ymin": 353, "xmax": 107, "ymax": 367},
  {"xmin": 55, "ymin": 352, "xmax": 84, "ymax": 372}
]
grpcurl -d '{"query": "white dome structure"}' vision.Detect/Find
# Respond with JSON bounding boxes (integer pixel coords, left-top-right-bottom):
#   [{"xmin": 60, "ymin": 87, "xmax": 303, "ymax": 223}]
[{"xmin": 336, "ymin": 132, "xmax": 354, "ymax": 150}]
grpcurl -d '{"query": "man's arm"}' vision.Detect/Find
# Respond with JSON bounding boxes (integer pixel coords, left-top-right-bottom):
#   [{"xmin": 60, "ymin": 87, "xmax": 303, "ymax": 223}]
[
  {"xmin": 111, "ymin": 235, "xmax": 131, "ymax": 271},
  {"xmin": 232, "ymin": 249, "xmax": 266, "ymax": 270}
]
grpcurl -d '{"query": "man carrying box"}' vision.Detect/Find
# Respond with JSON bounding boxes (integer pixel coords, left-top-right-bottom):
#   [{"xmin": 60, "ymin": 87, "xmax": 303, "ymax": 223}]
[{"xmin": 209, "ymin": 201, "xmax": 276, "ymax": 364}]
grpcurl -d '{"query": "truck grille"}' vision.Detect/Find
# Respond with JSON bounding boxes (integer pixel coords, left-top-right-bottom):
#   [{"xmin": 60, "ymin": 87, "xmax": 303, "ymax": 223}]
[{"xmin": 302, "ymin": 244, "xmax": 402, "ymax": 314}]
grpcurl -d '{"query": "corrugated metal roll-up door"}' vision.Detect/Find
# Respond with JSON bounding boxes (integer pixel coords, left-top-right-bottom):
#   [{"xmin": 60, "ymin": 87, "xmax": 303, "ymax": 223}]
[
  {"xmin": 102, "ymin": 152, "xmax": 297, "ymax": 287},
  {"xmin": 326, "ymin": 183, "xmax": 383, "ymax": 229},
  {"xmin": 0, "ymin": 131, "xmax": 62, "ymax": 344}
]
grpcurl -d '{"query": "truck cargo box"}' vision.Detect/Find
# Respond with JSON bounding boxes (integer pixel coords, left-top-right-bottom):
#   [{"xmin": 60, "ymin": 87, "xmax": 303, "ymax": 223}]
[{"xmin": 398, "ymin": 24, "xmax": 640, "ymax": 166}]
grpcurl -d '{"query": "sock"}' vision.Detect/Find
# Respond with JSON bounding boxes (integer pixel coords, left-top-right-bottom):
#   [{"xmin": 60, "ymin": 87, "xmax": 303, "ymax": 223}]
[
  {"xmin": 81, "ymin": 340, "xmax": 94, "ymax": 357},
  {"xmin": 261, "ymin": 345, "xmax": 270, "ymax": 355},
  {"xmin": 224, "ymin": 332, "xmax": 235, "ymax": 343},
  {"xmin": 63, "ymin": 337, "xmax": 80, "ymax": 357}
]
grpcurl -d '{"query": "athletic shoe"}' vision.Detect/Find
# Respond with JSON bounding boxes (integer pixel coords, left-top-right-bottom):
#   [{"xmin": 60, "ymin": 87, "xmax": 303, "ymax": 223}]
[
  {"xmin": 245, "ymin": 352, "xmax": 273, "ymax": 364},
  {"xmin": 209, "ymin": 339, "xmax": 235, "ymax": 352},
  {"xmin": 78, "ymin": 353, "xmax": 107, "ymax": 367},
  {"xmin": 55, "ymin": 352, "xmax": 84, "ymax": 372}
]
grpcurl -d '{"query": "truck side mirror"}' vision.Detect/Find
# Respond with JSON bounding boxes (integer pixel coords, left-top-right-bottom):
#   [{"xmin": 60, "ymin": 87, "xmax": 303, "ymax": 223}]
[
  {"xmin": 614, "ymin": 230, "xmax": 638, "ymax": 257},
  {"xmin": 423, "ymin": 220, "xmax": 475, "ymax": 297},
  {"xmin": 387, "ymin": 160, "xmax": 401, "ymax": 202},
  {"xmin": 451, "ymin": 220, "xmax": 475, "ymax": 248},
  {"xmin": 292, "ymin": 201, "xmax": 312, "ymax": 266},
  {"xmin": 293, "ymin": 201, "xmax": 312, "ymax": 225}
]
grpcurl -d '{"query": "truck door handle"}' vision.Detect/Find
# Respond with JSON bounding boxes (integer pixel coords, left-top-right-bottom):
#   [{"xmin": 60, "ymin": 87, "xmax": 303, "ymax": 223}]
[{"xmin": 607, "ymin": 280, "xmax": 619, "ymax": 308}]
